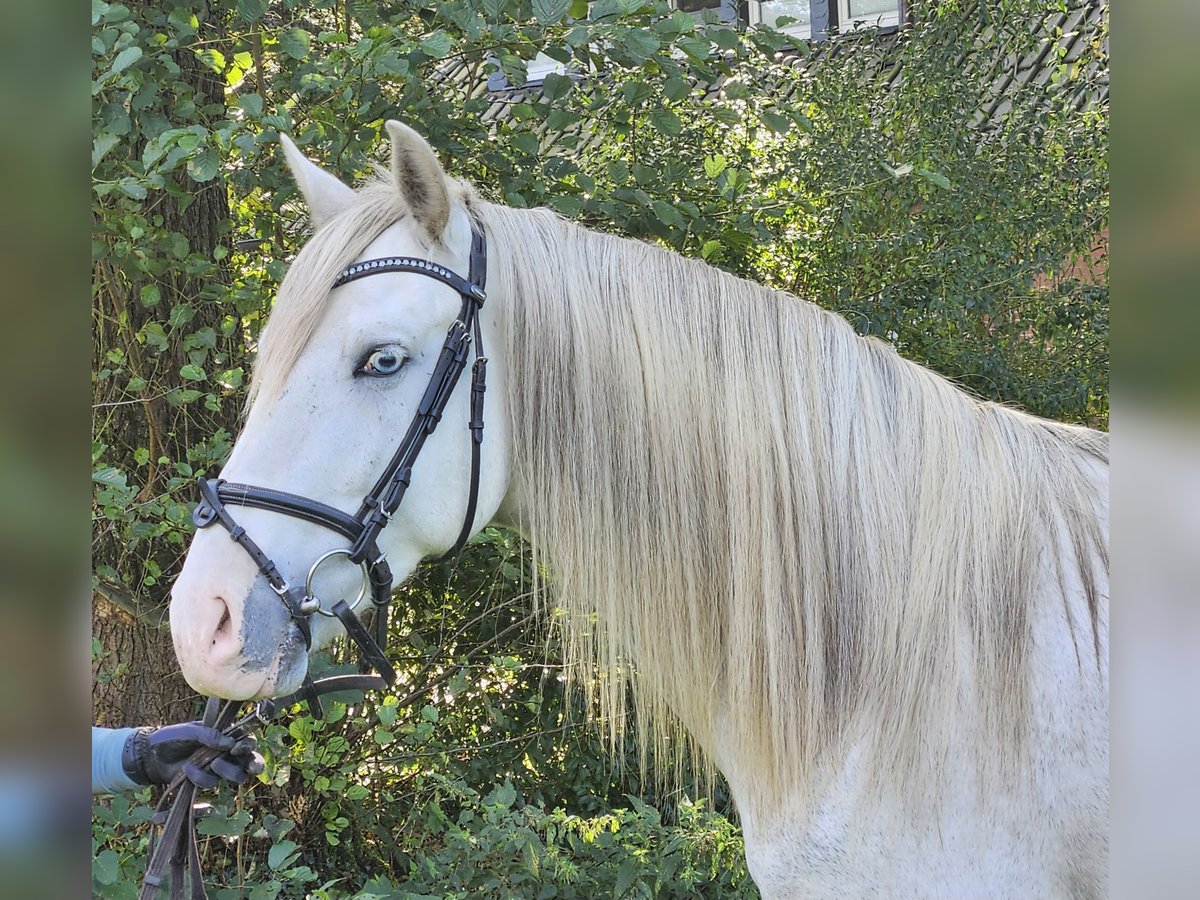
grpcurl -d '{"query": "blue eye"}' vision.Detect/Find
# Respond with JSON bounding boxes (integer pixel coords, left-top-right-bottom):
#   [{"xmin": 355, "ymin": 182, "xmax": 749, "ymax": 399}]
[{"xmin": 358, "ymin": 346, "xmax": 407, "ymax": 377}]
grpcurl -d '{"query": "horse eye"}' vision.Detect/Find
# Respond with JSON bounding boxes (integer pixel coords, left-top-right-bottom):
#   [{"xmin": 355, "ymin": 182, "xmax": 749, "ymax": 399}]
[{"xmin": 358, "ymin": 346, "xmax": 407, "ymax": 377}]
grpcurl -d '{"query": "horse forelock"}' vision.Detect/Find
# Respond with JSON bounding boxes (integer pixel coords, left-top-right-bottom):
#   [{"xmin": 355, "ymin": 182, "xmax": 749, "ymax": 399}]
[
  {"xmin": 247, "ymin": 178, "xmax": 408, "ymax": 411},
  {"xmin": 474, "ymin": 198, "xmax": 1108, "ymax": 817}
]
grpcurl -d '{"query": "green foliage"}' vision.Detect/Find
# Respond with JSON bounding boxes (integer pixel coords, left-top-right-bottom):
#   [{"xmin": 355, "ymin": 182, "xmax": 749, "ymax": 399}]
[
  {"xmin": 93, "ymin": 534, "xmax": 752, "ymax": 896},
  {"xmin": 93, "ymin": 0, "xmax": 1106, "ymax": 895}
]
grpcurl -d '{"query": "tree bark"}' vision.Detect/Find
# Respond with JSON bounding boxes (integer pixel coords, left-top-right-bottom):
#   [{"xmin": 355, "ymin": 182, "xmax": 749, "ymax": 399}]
[
  {"xmin": 92, "ymin": 586, "xmax": 196, "ymax": 727},
  {"xmin": 92, "ymin": 2, "xmax": 236, "ymax": 727}
]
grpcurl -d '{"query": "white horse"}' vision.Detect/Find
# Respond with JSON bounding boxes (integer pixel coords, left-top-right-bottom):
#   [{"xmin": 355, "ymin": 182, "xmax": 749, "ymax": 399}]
[{"xmin": 170, "ymin": 122, "xmax": 1109, "ymax": 898}]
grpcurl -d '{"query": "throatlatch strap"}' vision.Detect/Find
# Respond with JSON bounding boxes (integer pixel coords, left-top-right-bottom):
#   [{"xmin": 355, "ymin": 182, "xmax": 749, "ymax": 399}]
[{"xmin": 439, "ymin": 315, "xmax": 487, "ymax": 562}]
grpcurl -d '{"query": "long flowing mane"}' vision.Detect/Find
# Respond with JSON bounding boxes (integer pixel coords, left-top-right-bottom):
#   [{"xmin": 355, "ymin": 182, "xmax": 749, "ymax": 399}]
[
  {"xmin": 251, "ymin": 179, "xmax": 1108, "ymax": 815},
  {"xmin": 477, "ymin": 200, "xmax": 1108, "ymax": 813}
]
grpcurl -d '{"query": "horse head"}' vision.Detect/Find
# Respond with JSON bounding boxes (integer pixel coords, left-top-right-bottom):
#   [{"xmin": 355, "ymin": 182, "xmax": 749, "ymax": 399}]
[{"xmin": 169, "ymin": 122, "xmax": 510, "ymax": 700}]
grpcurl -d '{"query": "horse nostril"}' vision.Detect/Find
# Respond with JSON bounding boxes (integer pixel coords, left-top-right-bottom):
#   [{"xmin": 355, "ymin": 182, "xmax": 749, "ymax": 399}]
[{"xmin": 213, "ymin": 598, "xmax": 232, "ymax": 647}]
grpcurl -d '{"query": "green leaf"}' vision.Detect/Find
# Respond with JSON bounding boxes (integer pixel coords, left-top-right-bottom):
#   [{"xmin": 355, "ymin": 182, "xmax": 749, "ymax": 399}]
[
  {"xmin": 511, "ymin": 132, "xmax": 540, "ymax": 156},
  {"xmin": 110, "ymin": 46, "xmax": 142, "ymax": 75},
  {"xmin": 614, "ymin": 860, "xmax": 640, "ymax": 897},
  {"xmin": 187, "ymin": 149, "xmax": 220, "ymax": 182},
  {"xmin": 166, "ymin": 388, "xmax": 203, "ymax": 406},
  {"xmin": 916, "ymin": 167, "xmax": 953, "ymax": 190},
  {"xmin": 618, "ymin": 29, "xmax": 660, "ymax": 63},
  {"xmin": 546, "ymin": 107, "xmax": 579, "ymax": 130},
  {"xmin": 649, "ymin": 107, "xmax": 682, "ymax": 136},
  {"xmin": 761, "ymin": 110, "xmax": 791, "ymax": 134},
  {"xmin": 180, "ymin": 364, "xmax": 206, "ymax": 382},
  {"xmin": 663, "ymin": 75, "xmax": 690, "ymax": 102},
  {"xmin": 549, "ymin": 195, "xmax": 582, "ymax": 216},
  {"xmin": 541, "ymin": 72, "xmax": 573, "ymax": 102},
  {"xmin": 710, "ymin": 25, "xmax": 740, "ymax": 51},
  {"xmin": 167, "ymin": 7, "xmax": 198, "ymax": 35},
  {"xmin": 196, "ymin": 809, "xmax": 251, "ymax": 837},
  {"xmin": 651, "ymin": 199, "xmax": 684, "ymax": 229},
  {"xmin": 280, "ymin": 28, "xmax": 311, "ymax": 61},
  {"xmin": 92, "ymin": 131, "xmax": 121, "ymax": 168},
  {"xmin": 486, "ymin": 780, "xmax": 517, "ymax": 809},
  {"xmin": 676, "ymin": 35, "xmax": 710, "ymax": 60},
  {"xmin": 117, "ymin": 179, "xmax": 147, "ymax": 200},
  {"xmin": 533, "ymin": 0, "xmax": 570, "ymax": 23},
  {"xmin": 373, "ymin": 728, "xmax": 394, "ymax": 745},
  {"xmin": 196, "ymin": 49, "xmax": 226, "ymax": 73},
  {"xmin": 268, "ymin": 839, "xmax": 299, "ymax": 870},
  {"xmin": 91, "ymin": 465, "xmax": 128, "ymax": 488},
  {"xmin": 703, "ymin": 154, "xmax": 727, "ymax": 179},
  {"xmin": 93, "ymin": 849, "xmax": 121, "ymax": 885},
  {"xmin": 419, "ymin": 31, "xmax": 453, "ymax": 59},
  {"xmin": 568, "ymin": 0, "xmax": 590, "ymax": 18},
  {"xmin": 139, "ymin": 322, "xmax": 167, "ymax": 350},
  {"xmin": 711, "ymin": 105, "xmax": 739, "ymax": 125},
  {"xmin": 248, "ymin": 881, "xmax": 282, "ymax": 900},
  {"xmin": 168, "ymin": 305, "xmax": 195, "ymax": 331},
  {"xmin": 236, "ymin": 0, "xmax": 268, "ymax": 22},
  {"xmin": 139, "ymin": 284, "xmax": 161, "ymax": 307},
  {"xmin": 238, "ymin": 93, "xmax": 264, "ymax": 117}
]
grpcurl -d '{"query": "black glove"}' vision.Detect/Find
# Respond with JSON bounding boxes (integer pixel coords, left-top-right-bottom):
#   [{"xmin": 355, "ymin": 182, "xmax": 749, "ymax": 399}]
[{"xmin": 122, "ymin": 722, "xmax": 264, "ymax": 789}]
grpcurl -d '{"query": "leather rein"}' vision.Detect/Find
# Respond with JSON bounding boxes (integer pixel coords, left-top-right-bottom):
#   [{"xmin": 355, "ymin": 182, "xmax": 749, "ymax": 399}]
[{"xmin": 140, "ymin": 218, "xmax": 489, "ymax": 899}]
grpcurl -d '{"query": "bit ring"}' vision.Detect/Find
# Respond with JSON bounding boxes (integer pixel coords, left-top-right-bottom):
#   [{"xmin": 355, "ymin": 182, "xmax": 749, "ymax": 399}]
[{"xmin": 302, "ymin": 548, "xmax": 371, "ymax": 618}]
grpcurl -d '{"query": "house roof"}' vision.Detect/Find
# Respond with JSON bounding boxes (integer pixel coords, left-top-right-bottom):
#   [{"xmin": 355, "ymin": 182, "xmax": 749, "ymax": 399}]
[{"xmin": 430, "ymin": 0, "xmax": 1107, "ymax": 136}]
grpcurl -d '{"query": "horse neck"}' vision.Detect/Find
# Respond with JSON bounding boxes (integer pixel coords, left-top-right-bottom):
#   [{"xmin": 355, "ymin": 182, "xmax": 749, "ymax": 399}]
[{"xmin": 482, "ymin": 202, "xmax": 1108, "ymax": 814}]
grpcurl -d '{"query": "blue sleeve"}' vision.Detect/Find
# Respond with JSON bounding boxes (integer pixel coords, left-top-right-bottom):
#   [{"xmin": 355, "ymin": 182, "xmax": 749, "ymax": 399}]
[{"xmin": 92, "ymin": 726, "xmax": 140, "ymax": 794}]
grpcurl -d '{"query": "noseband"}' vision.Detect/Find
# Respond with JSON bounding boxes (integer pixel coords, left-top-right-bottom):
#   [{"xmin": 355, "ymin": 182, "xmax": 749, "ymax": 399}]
[{"xmin": 190, "ymin": 218, "xmax": 489, "ymax": 712}]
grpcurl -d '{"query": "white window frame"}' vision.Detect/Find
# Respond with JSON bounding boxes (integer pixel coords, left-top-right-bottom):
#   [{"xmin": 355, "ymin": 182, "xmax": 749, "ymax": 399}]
[
  {"xmin": 525, "ymin": 52, "xmax": 568, "ymax": 84},
  {"xmin": 748, "ymin": 1, "xmax": 815, "ymax": 42},
  {"xmin": 837, "ymin": 0, "xmax": 900, "ymax": 31}
]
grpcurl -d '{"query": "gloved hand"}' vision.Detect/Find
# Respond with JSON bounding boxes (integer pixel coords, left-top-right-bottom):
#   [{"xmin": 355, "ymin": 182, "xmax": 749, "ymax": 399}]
[{"xmin": 122, "ymin": 722, "xmax": 264, "ymax": 789}]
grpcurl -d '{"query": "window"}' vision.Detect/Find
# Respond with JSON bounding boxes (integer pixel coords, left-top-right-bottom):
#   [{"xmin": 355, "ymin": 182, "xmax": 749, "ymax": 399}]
[
  {"xmin": 750, "ymin": 1, "xmax": 815, "ymax": 41},
  {"xmin": 747, "ymin": 1, "xmax": 903, "ymax": 42},
  {"xmin": 838, "ymin": 0, "xmax": 900, "ymax": 31},
  {"xmin": 524, "ymin": 53, "xmax": 569, "ymax": 84}
]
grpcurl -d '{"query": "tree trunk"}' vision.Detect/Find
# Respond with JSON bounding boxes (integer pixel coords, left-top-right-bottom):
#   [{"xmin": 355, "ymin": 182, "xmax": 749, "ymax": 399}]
[
  {"xmin": 92, "ymin": 2, "xmax": 235, "ymax": 728},
  {"xmin": 92, "ymin": 584, "xmax": 196, "ymax": 727}
]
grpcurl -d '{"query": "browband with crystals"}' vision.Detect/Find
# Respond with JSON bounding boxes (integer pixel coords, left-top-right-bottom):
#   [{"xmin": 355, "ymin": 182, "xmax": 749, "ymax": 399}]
[{"xmin": 333, "ymin": 255, "xmax": 487, "ymax": 303}]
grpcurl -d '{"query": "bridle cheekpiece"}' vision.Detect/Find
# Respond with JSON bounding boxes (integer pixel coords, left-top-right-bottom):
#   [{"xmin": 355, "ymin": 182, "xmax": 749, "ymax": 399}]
[{"xmin": 189, "ymin": 216, "xmax": 490, "ymax": 715}]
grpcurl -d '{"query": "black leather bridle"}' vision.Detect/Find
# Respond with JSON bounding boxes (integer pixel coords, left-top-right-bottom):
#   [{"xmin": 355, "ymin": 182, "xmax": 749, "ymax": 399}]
[
  {"xmin": 189, "ymin": 216, "xmax": 490, "ymax": 714},
  {"xmin": 142, "ymin": 220, "xmax": 490, "ymax": 900}
]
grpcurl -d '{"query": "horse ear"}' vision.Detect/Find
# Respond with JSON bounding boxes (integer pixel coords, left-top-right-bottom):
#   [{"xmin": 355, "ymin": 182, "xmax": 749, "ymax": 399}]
[
  {"xmin": 384, "ymin": 120, "xmax": 452, "ymax": 243},
  {"xmin": 278, "ymin": 133, "xmax": 356, "ymax": 227}
]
